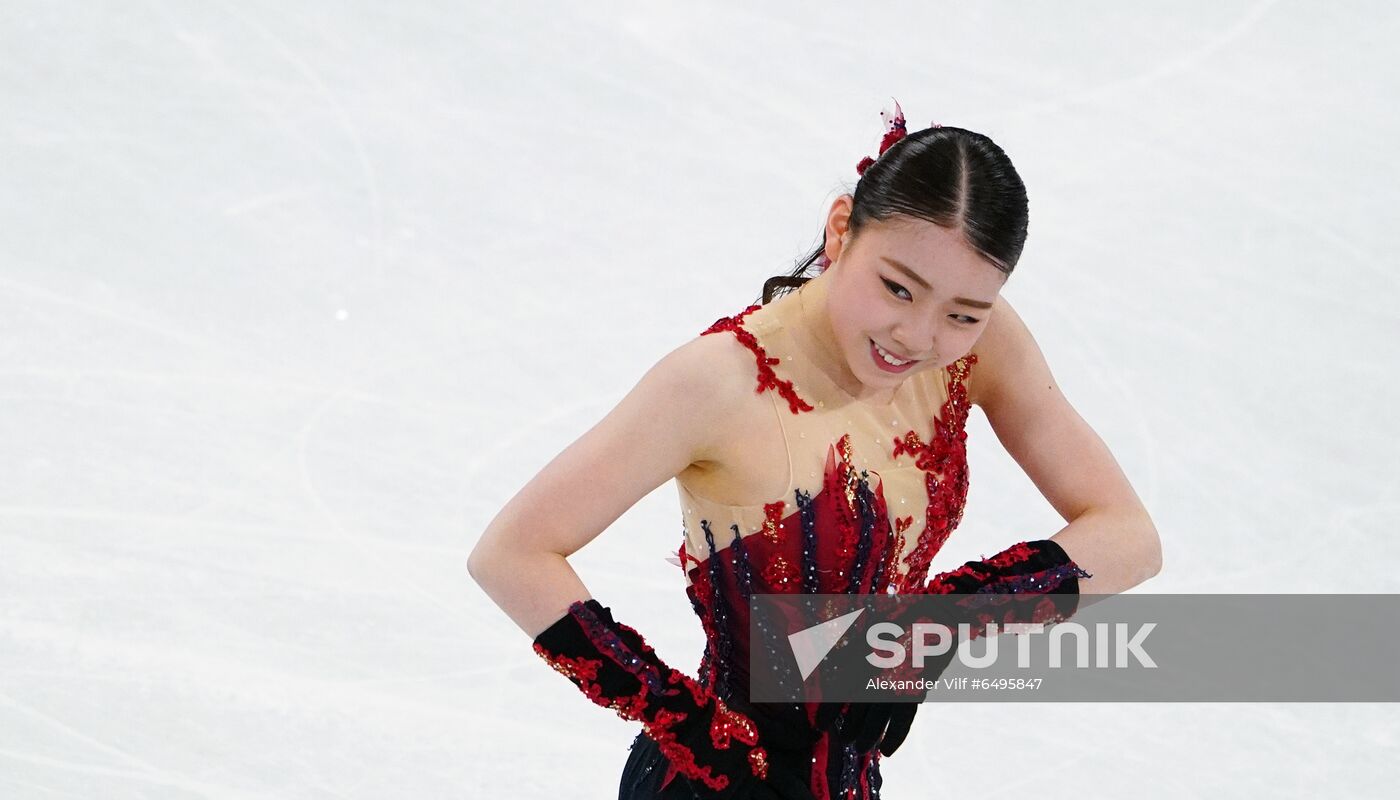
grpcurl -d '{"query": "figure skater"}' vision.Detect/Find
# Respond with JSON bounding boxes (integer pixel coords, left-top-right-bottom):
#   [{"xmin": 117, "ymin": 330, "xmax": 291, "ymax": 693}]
[{"xmin": 469, "ymin": 98, "xmax": 1163, "ymax": 799}]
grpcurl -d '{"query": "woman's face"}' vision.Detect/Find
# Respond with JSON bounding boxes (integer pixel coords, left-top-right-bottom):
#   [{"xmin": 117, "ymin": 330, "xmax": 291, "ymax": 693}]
[{"xmin": 821, "ymin": 197, "xmax": 1007, "ymax": 399}]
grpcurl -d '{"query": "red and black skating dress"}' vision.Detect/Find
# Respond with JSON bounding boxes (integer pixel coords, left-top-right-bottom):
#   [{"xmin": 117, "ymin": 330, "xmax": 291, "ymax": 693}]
[{"xmin": 619, "ymin": 278, "xmax": 979, "ymax": 799}]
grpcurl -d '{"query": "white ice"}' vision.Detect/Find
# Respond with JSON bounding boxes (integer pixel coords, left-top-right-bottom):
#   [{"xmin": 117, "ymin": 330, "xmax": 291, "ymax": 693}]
[{"xmin": 2, "ymin": 1, "xmax": 1398, "ymax": 798}]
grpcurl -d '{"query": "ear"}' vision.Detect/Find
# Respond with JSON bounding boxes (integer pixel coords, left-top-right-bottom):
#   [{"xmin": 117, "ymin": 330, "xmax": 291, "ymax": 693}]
[{"xmin": 823, "ymin": 194, "xmax": 855, "ymax": 265}]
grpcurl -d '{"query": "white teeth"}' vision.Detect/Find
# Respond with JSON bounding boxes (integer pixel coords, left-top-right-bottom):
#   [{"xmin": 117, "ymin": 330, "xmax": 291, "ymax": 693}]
[{"xmin": 873, "ymin": 341, "xmax": 912, "ymax": 366}]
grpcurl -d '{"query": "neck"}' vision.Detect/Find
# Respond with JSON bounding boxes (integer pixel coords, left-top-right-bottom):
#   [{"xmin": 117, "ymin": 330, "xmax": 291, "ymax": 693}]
[{"xmin": 795, "ymin": 274, "xmax": 889, "ymax": 404}]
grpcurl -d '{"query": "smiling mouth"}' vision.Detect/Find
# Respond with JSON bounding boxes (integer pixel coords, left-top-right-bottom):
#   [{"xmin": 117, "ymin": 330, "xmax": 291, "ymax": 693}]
[{"xmin": 872, "ymin": 339, "xmax": 918, "ymax": 365}]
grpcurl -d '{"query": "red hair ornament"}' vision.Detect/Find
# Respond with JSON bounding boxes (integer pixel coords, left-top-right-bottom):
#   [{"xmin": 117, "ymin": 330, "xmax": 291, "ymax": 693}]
[
  {"xmin": 817, "ymin": 98, "xmax": 940, "ymax": 272},
  {"xmin": 855, "ymin": 97, "xmax": 912, "ymax": 176}
]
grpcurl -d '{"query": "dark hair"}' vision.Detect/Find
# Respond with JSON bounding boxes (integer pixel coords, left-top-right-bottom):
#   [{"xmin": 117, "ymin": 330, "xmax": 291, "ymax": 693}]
[{"xmin": 758, "ymin": 125, "xmax": 1029, "ymax": 305}]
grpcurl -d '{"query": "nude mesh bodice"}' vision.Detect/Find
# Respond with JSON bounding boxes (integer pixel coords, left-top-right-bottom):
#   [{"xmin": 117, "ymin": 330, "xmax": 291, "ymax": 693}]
[{"xmin": 675, "ymin": 281, "xmax": 977, "ymax": 597}]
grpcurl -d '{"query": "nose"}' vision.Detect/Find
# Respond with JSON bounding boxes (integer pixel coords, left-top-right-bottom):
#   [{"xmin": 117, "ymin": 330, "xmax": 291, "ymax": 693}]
[{"xmin": 890, "ymin": 317, "xmax": 936, "ymax": 359}]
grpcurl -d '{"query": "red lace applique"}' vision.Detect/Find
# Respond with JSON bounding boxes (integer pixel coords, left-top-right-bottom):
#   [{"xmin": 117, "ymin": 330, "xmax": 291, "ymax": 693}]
[
  {"xmin": 882, "ymin": 514, "xmax": 914, "ymax": 590},
  {"xmin": 644, "ymin": 693, "xmax": 770, "ymax": 792},
  {"xmin": 762, "ymin": 554, "xmax": 799, "ymax": 588},
  {"xmin": 749, "ymin": 748, "xmax": 771, "ymax": 780},
  {"xmin": 534, "ymin": 643, "xmax": 654, "ymax": 718},
  {"xmin": 652, "ymin": 671, "xmax": 767, "ymax": 792},
  {"xmin": 530, "ymin": 645, "xmax": 600, "ymax": 682},
  {"xmin": 645, "ymin": 707, "xmax": 734, "ymax": 792},
  {"xmin": 986, "ymin": 541, "xmax": 1036, "ymax": 569},
  {"xmin": 889, "ymin": 355, "xmax": 978, "ymax": 590},
  {"xmin": 670, "ymin": 667, "xmax": 708, "ymax": 707},
  {"xmin": 701, "ymin": 305, "xmax": 815, "ymax": 415},
  {"xmin": 827, "ymin": 435, "xmax": 863, "ymax": 577},
  {"xmin": 761, "ymin": 501, "xmax": 786, "ymax": 545},
  {"xmin": 709, "ymin": 698, "xmax": 762, "ymax": 751},
  {"xmin": 924, "ymin": 561, "xmax": 993, "ymax": 592}
]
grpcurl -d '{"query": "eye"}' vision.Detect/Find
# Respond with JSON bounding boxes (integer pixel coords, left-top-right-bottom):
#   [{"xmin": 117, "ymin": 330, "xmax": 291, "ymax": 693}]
[
  {"xmin": 881, "ymin": 278, "xmax": 911, "ymax": 301},
  {"xmin": 950, "ymin": 314, "xmax": 981, "ymax": 325}
]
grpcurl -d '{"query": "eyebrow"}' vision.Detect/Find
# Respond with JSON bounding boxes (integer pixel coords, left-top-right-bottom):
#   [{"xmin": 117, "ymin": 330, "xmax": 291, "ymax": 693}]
[{"xmin": 880, "ymin": 256, "xmax": 994, "ymax": 310}]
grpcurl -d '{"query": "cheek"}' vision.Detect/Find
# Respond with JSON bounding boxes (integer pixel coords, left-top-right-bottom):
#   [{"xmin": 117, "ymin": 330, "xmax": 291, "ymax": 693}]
[
  {"xmin": 961, "ymin": 323, "xmax": 989, "ymax": 348},
  {"xmin": 837, "ymin": 291, "xmax": 890, "ymax": 331},
  {"xmin": 945, "ymin": 326, "xmax": 984, "ymax": 360},
  {"xmin": 828, "ymin": 300, "xmax": 867, "ymax": 343}
]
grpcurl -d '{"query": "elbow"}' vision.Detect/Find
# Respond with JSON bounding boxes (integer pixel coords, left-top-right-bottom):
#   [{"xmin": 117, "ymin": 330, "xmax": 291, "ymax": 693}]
[
  {"xmin": 468, "ymin": 547, "xmax": 514, "ymax": 596},
  {"xmin": 468, "ymin": 540, "xmax": 563, "ymax": 590},
  {"xmin": 1109, "ymin": 507, "xmax": 1163, "ymax": 586},
  {"xmin": 467, "ymin": 543, "xmax": 496, "ymax": 587},
  {"xmin": 469, "ymin": 521, "xmax": 514, "ymax": 587},
  {"xmin": 1140, "ymin": 552, "xmax": 1163, "ymax": 583},
  {"xmin": 1139, "ymin": 513, "xmax": 1164, "ymax": 579}
]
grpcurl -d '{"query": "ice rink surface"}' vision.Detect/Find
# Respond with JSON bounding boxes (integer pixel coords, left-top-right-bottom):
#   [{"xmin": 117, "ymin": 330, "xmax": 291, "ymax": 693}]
[{"xmin": 2, "ymin": 1, "xmax": 1398, "ymax": 797}]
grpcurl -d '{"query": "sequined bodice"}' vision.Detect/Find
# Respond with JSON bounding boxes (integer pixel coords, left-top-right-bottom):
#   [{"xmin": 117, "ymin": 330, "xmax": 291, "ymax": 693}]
[{"xmin": 661, "ymin": 282, "xmax": 978, "ymax": 798}]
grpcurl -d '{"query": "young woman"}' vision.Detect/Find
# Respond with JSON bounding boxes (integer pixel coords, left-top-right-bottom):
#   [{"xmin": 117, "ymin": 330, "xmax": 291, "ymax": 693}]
[{"xmin": 469, "ymin": 100, "xmax": 1163, "ymax": 799}]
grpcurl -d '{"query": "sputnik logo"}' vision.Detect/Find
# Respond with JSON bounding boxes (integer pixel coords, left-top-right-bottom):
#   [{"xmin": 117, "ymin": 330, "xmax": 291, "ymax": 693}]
[{"xmin": 787, "ymin": 608, "xmax": 865, "ymax": 680}]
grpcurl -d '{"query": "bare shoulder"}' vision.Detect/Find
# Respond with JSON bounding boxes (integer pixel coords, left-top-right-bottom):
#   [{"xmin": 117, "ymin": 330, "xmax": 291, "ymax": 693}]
[
  {"xmin": 467, "ymin": 317, "xmax": 771, "ymax": 590},
  {"xmin": 661, "ymin": 322, "xmax": 770, "ymax": 464}
]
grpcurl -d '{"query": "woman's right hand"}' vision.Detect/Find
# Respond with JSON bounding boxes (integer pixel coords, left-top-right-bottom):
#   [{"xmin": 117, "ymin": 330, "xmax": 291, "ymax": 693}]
[{"xmin": 667, "ymin": 694, "xmax": 817, "ymax": 800}]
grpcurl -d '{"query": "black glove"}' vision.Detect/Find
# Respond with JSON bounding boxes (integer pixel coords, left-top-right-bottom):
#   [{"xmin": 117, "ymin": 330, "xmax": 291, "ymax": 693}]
[
  {"xmin": 820, "ymin": 539, "xmax": 1092, "ymax": 758},
  {"xmin": 533, "ymin": 599, "xmax": 817, "ymax": 800}
]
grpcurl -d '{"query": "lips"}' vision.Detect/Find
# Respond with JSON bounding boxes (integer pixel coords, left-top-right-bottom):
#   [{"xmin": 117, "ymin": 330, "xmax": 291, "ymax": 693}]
[
  {"xmin": 873, "ymin": 341, "xmax": 917, "ymax": 362},
  {"xmin": 869, "ymin": 338, "xmax": 919, "ymax": 373}
]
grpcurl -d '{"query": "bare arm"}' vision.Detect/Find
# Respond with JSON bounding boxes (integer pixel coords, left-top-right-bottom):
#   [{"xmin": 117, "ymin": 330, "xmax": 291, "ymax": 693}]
[
  {"xmin": 970, "ymin": 297, "xmax": 1163, "ymax": 595},
  {"xmin": 467, "ymin": 336, "xmax": 739, "ymax": 638}
]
